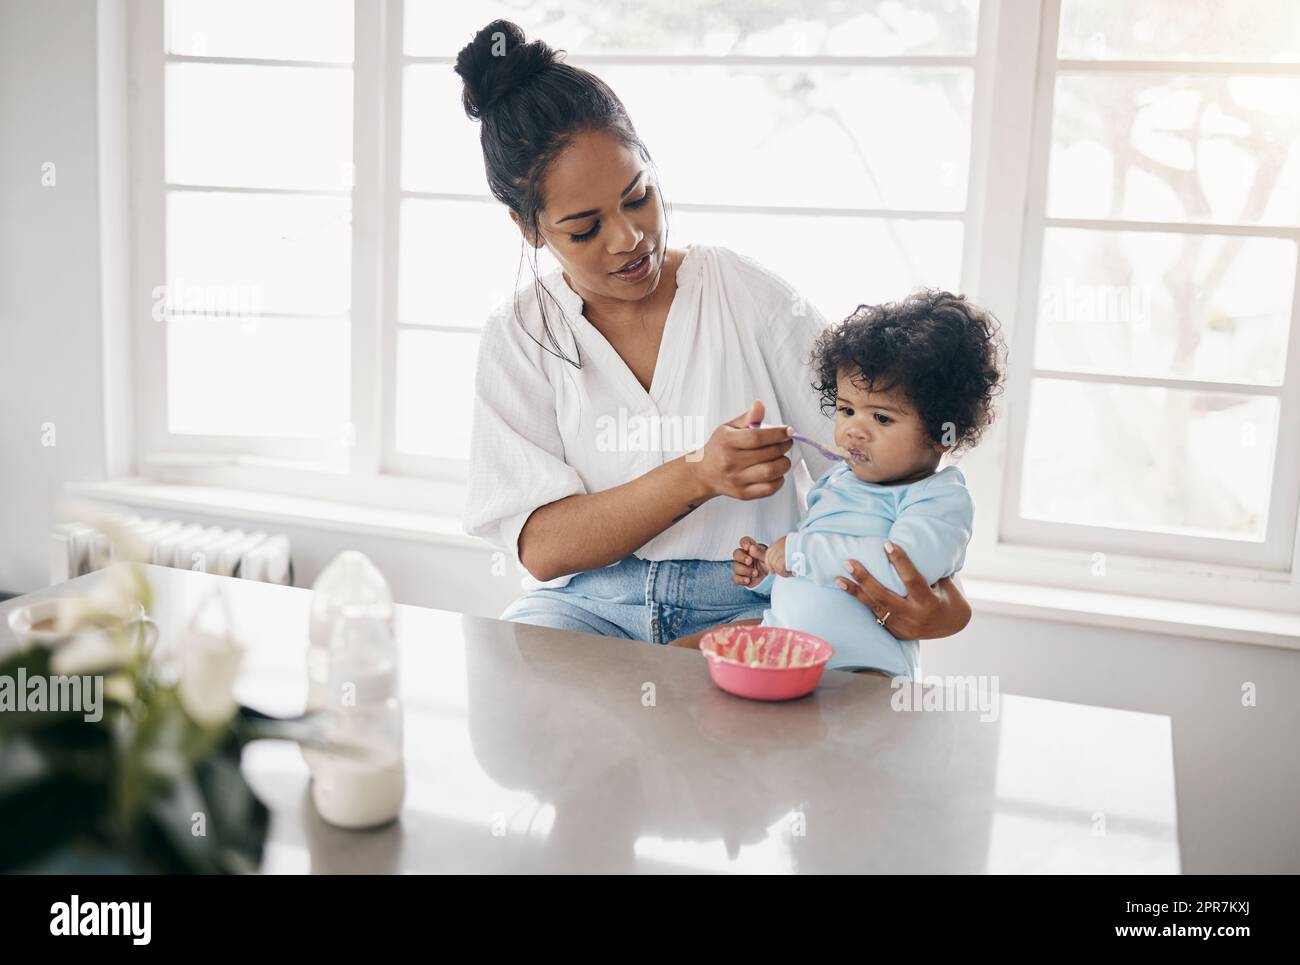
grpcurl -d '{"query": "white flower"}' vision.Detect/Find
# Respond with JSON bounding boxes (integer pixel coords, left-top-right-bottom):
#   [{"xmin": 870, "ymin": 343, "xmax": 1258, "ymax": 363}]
[
  {"xmin": 103, "ymin": 672, "xmax": 136, "ymax": 705},
  {"xmin": 52, "ymin": 566, "xmax": 143, "ymax": 636},
  {"xmin": 50, "ymin": 629, "xmax": 133, "ymax": 676},
  {"xmin": 176, "ymin": 627, "xmax": 244, "ymax": 727}
]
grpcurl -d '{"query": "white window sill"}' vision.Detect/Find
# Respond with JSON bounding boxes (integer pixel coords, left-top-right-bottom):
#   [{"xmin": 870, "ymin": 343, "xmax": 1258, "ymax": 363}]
[
  {"xmin": 64, "ymin": 477, "xmax": 479, "ymax": 548},
  {"xmin": 65, "ymin": 478, "xmax": 1300, "ymax": 652},
  {"xmin": 960, "ymin": 576, "xmax": 1300, "ymax": 652}
]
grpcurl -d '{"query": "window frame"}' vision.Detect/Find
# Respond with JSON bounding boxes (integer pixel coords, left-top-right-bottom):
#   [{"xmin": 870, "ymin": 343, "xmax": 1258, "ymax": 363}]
[
  {"xmin": 130, "ymin": 0, "xmax": 363, "ymax": 467},
  {"xmin": 1007, "ymin": 0, "xmax": 1300, "ymax": 571},
  {"xmin": 959, "ymin": 0, "xmax": 1300, "ymax": 611}
]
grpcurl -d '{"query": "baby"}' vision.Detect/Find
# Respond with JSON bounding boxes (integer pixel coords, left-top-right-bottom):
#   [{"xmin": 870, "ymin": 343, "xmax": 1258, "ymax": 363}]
[{"xmin": 734, "ymin": 289, "xmax": 1005, "ymax": 679}]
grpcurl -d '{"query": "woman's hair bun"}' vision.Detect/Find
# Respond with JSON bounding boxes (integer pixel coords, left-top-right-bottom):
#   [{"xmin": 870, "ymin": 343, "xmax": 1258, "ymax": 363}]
[{"xmin": 454, "ymin": 19, "xmax": 560, "ymax": 120}]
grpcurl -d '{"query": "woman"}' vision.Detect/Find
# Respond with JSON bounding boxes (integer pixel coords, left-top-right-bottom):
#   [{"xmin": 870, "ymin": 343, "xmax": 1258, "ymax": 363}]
[{"xmin": 458, "ymin": 20, "xmax": 970, "ymax": 649}]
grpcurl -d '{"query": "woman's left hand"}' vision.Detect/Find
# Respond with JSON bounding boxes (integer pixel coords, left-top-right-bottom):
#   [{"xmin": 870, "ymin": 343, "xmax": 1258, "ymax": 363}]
[{"xmin": 835, "ymin": 543, "xmax": 972, "ymax": 640}]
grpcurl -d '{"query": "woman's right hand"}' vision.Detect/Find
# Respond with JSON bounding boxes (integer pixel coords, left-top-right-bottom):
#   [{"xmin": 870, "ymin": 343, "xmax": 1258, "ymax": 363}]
[{"xmin": 689, "ymin": 400, "xmax": 794, "ymax": 500}]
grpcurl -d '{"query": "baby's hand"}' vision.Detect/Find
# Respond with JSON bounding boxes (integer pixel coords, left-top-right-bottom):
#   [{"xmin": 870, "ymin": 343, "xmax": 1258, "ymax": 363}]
[
  {"xmin": 732, "ymin": 536, "xmax": 770, "ymax": 587},
  {"xmin": 766, "ymin": 535, "xmax": 792, "ymax": 577}
]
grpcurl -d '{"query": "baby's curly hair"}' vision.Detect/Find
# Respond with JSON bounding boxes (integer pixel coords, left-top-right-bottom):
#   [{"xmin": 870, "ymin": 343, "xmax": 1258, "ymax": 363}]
[{"xmin": 811, "ymin": 290, "xmax": 1006, "ymax": 452}]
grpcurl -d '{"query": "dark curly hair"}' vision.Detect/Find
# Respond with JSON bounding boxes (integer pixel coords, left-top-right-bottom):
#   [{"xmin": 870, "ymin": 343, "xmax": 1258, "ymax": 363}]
[{"xmin": 810, "ymin": 290, "xmax": 1006, "ymax": 452}]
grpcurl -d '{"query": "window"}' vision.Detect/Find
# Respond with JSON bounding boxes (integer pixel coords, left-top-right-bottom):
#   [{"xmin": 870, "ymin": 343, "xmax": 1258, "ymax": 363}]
[
  {"xmin": 994, "ymin": 0, "xmax": 1300, "ymax": 580},
  {"xmin": 141, "ymin": 0, "xmax": 357, "ymax": 465}
]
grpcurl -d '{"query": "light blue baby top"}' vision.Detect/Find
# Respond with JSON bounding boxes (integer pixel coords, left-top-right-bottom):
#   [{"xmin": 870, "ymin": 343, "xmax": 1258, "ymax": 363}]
[{"xmin": 748, "ymin": 463, "xmax": 973, "ymax": 678}]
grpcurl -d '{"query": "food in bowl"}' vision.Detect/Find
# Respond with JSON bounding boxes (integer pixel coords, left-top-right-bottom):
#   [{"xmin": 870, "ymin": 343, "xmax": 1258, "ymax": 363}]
[{"xmin": 699, "ymin": 625, "xmax": 834, "ymax": 701}]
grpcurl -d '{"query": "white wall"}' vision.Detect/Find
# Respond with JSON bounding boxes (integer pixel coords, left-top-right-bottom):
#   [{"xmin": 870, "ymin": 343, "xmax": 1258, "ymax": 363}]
[{"xmin": 0, "ymin": 0, "xmax": 131, "ymax": 595}]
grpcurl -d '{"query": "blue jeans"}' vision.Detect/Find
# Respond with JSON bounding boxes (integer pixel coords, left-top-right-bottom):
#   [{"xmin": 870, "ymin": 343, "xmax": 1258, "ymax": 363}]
[{"xmin": 499, "ymin": 555, "xmax": 769, "ymax": 644}]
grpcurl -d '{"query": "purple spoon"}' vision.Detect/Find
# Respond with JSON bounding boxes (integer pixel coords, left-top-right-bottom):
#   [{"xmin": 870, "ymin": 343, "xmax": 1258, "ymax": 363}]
[{"xmin": 748, "ymin": 421, "xmax": 849, "ymax": 463}]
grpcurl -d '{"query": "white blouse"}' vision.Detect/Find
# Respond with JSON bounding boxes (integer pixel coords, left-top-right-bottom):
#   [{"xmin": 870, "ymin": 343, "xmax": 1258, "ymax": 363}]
[{"xmin": 462, "ymin": 242, "xmax": 838, "ymax": 590}]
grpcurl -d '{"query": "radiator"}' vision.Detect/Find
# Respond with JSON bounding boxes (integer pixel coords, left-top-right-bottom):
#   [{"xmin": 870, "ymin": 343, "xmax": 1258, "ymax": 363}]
[{"xmin": 51, "ymin": 514, "xmax": 294, "ymax": 586}]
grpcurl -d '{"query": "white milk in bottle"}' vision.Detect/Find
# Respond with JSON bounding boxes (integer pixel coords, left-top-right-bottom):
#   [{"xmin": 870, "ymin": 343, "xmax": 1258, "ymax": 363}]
[{"xmin": 310, "ymin": 612, "xmax": 405, "ymax": 828}]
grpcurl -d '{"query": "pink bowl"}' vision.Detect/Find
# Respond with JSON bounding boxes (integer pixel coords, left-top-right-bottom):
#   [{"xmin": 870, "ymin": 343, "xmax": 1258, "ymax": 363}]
[{"xmin": 700, "ymin": 625, "xmax": 834, "ymax": 701}]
